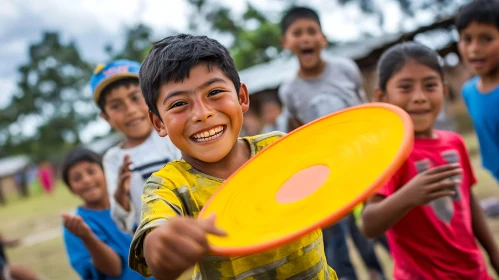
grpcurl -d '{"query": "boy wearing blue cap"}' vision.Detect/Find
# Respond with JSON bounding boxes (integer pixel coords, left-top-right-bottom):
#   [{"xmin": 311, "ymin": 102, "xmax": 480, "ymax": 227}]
[{"xmin": 90, "ymin": 59, "xmax": 181, "ymax": 234}]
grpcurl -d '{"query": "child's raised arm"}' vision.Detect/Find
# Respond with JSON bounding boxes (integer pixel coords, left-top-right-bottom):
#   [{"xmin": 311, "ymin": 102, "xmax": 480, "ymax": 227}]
[
  {"xmin": 62, "ymin": 213, "xmax": 122, "ymax": 277},
  {"xmin": 362, "ymin": 164, "xmax": 462, "ymax": 238}
]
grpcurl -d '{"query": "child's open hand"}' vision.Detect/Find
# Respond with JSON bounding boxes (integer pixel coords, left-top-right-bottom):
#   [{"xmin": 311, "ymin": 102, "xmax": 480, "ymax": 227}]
[
  {"xmin": 144, "ymin": 214, "xmax": 227, "ymax": 278},
  {"xmin": 62, "ymin": 213, "xmax": 93, "ymax": 240},
  {"xmin": 114, "ymin": 155, "xmax": 132, "ymax": 210},
  {"xmin": 401, "ymin": 163, "xmax": 462, "ymax": 207},
  {"xmin": 118, "ymin": 155, "xmax": 132, "ymax": 194},
  {"xmin": 1, "ymin": 236, "xmax": 19, "ymax": 247}
]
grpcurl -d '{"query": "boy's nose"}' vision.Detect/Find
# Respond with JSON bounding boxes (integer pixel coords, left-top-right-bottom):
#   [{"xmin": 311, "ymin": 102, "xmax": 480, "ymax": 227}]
[
  {"xmin": 468, "ymin": 40, "xmax": 481, "ymax": 55},
  {"xmin": 192, "ymin": 102, "xmax": 214, "ymax": 123},
  {"xmin": 412, "ymin": 88, "xmax": 428, "ymax": 103},
  {"xmin": 81, "ymin": 174, "xmax": 93, "ymax": 185},
  {"xmin": 125, "ymin": 102, "xmax": 139, "ymax": 115}
]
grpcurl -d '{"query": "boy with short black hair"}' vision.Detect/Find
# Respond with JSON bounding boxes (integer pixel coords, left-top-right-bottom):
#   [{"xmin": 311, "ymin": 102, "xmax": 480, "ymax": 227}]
[
  {"xmin": 279, "ymin": 7, "xmax": 368, "ymax": 128},
  {"xmin": 279, "ymin": 6, "xmax": 383, "ymax": 280},
  {"xmin": 90, "ymin": 59, "xmax": 181, "ymax": 234},
  {"xmin": 128, "ymin": 34, "xmax": 337, "ymax": 279},
  {"xmin": 456, "ymin": 0, "xmax": 499, "ymax": 189},
  {"xmin": 61, "ymin": 148, "xmax": 147, "ymax": 280}
]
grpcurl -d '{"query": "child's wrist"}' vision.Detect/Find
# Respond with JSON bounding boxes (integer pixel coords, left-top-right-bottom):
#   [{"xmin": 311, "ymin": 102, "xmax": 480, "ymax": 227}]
[
  {"xmin": 80, "ymin": 232, "xmax": 97, "ymax": 244},
  {"xmin": 394, "ymin": 188, "xmax": 416, "ymax": 209},
  {"xmin": 114, "ymin": 192, "xmax": 131, "ymax": 211}
]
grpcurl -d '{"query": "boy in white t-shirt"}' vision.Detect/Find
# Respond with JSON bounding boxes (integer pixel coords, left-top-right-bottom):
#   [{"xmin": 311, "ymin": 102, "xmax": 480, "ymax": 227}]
[{"xmin": 90, "ymin": 59, "xmax": 181, "ymax": 234}]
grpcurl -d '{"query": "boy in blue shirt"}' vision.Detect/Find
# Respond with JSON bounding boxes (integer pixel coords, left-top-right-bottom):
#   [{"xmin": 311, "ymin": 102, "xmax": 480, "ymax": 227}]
[
  {"xmin": 457, "ymin": 0, "xmax": 499, "ymax": 184},
  {"xmin": 61, "ymin": 148, "xmax": 147, "ymax": 280}
]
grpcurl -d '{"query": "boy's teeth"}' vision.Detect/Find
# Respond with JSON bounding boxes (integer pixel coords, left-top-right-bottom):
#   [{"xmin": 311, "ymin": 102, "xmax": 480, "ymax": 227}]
[{"xmin": 194, "ymin": 126, "xmax": 224, "ymax": 140}]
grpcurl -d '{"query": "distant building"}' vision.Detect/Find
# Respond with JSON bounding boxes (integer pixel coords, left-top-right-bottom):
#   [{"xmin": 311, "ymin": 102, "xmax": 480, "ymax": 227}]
[
  {"xmin": 240, "ymin": 17, "xmax": 469, "ymax": 132},
  {"xmin": 84, "ymin": 132, "xmax": 123, "ymax": 155},
  {"xmin": 0, "ymin": 155, "xmax": 31, "ymax": 201}
]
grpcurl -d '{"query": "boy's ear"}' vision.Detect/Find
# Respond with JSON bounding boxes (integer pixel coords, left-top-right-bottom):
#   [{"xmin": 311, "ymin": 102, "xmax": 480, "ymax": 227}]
[
  {"xmin": 442, "ymin": 83, "xmax": 448, "ymax": 98},
  {"xmin": 99, "ymin": 112, "xmax": 116, "ymax": 130},
  {"xmin": 149, "ymin": 111, "xmax": 168, "ymax": 138},
  {"xmin": 374, "ymin": 88, "xmax": 387, "ymax": 102},
  {"xmin": 321, "ymin": 33, "xmax": 328, "ymax": 48},
  {"xmin": 280, "ymin": 36, "xmax": 289, "ymax": 50},
  {"xmin": 238, "ymin": 83, "xmax": 250, "ymax": 113}
]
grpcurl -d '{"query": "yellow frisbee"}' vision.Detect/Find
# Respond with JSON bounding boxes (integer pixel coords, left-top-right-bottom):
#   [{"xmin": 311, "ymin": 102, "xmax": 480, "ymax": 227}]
[{"xmin": 198, "ymin": 103, "xmax": 414, "ymax": 256}]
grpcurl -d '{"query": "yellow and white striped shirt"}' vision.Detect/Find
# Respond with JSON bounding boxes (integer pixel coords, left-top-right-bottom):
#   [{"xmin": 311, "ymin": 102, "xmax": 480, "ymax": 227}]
[{"xmin": 129, "ymin": 132, "xmax": 337, "ymax": 279}]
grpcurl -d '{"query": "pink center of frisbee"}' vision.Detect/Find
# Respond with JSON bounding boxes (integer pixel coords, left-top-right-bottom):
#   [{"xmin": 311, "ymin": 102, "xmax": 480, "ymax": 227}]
[{"xmin": 276, "ymin": 165, "xmax": 330, "ymax": 204}]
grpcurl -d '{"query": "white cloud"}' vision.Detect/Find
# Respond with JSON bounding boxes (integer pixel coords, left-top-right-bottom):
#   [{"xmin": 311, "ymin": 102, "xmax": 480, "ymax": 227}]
[{"xmin": 1, "ymin": 0, "xmax": 451, "ymax": 143}]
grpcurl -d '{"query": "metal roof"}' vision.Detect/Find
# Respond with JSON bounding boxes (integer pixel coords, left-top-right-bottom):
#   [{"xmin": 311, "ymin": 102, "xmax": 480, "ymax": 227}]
[
  {"xmin": 84, "ymin": 133, "xmax": 123, "ymax": 154},
  {"xmin": 0, "ymin": 155, "xmax": 30, "ymax": 178},
  {"xmin": 239, "ymin": 34, "xmax": 400, "ymax": 95}
]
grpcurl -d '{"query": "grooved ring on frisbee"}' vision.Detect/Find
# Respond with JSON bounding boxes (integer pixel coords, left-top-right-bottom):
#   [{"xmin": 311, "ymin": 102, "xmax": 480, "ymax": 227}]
[{"xmin": 198, "ymin": 103, "xmax": 414, "ymax": 256}]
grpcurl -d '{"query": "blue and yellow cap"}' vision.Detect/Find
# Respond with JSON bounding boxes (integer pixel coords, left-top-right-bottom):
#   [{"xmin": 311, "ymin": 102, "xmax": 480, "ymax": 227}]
[{"xmin": 90, "ymin": 59, "xmax": 141, "ymax": 103}]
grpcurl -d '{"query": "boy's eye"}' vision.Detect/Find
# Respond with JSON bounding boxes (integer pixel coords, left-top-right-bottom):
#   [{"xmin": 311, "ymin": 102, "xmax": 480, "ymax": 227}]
[
  {"xmin": 461, "ymin": 35, "xmax": 471, "ymax": 44},
  {"xmin": 307, "ymin": 27, "xmax": 317, "ymax": 35},
  {"xmin": 170, "ymin": 101, "xmax": 187, "ymax": 109},
  {"xmin": 87, "ymin": 167, "xmax": 95, "ymax": 175},
  {"xmin": 131, "ymin": 95, "xmax": 141, "ymax": 102},
  {"xmin": 109, "ymin": 103, "xmax": 122, "ymax": 110},
  {"xmin": 71, "ymin": 173, "xmax": 82, "ymax": 183},
  {"xmin": 398, "ymin": 85, "xmax": 412, "ymax": 91},
  {"xmin": 480, "ymin": 35, "xmax": 493, "ymax": 43},
  {"xmin": 292, "ymin": 30, "xmax": 302, "ymax": 37},
  {"xmin": 209, "ymin": 89, "xmax": 222, "ymax": 96}
]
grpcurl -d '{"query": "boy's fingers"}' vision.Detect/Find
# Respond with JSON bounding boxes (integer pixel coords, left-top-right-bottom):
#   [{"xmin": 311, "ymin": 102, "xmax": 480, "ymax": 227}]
[
  {"xmin": 429, "ymin": 190, "xmax": 455, "ymax": 201},
  {"xmin": 119, "ymin": 173, "xmax": 131, "ymax": 183},
  {"xmin": 173, "ymin": 235, "xmax": 206, "ymax": 260},
  {"xmin": 119, "ymin": 157, "xmax": 132, "ymax": 173},
  {"xmin": 427, "ymin": 168, "xmax": 462, "ymax": 183},
  {"xmin": 427, "ymin": 180, "xmax": 460, "ymax": 193},
  {"xmin": 425, "ymin": 163, "xmax": 460, "ymax": 175},
  {"xmin": 199, "ymin": 214, "xmax": 227, "ymax": 236},
  {"xmin": 181, "ymin": 222, "xmax": 210, "ymax": 249}
]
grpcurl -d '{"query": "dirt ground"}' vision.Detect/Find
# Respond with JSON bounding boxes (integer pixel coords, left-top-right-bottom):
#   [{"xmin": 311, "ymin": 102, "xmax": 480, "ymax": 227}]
[{"xmin": 1, "ymin": 134, "xmax": 499, "ymax": 280}]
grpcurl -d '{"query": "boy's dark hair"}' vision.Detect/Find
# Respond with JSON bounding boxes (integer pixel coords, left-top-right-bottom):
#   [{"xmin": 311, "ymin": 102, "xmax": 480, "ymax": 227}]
[
  {"xmin": 62, "ymin": 148, "xmax": 103, "ymax": 189},
  {"xmin": 97, "ymin": 77, "xmax": 140, "ymax": 112},
  {"xmin": 455, "ymin": 0, "xmax": 499, "ymax": 32},
  {"xmin": 140, "ymin": 34, "xmax": 241, "ymax": 118},
  {"xmin": 280, "ymin": 6, "xmax": 321, "ymax": 35},
  {"xmin": 377, "ymin": 42, "xmax": 444, "ymax": 92}
]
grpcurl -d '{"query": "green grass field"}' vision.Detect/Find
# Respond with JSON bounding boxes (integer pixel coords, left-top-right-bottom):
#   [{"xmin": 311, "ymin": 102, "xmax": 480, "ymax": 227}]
[{"xmin": 1, "ymin": 133, "xmax": 499, "ymax": 280}]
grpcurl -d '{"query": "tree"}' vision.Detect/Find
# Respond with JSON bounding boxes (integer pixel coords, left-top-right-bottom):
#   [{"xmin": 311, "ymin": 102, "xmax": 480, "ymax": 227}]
[
  {"xmin": 105, "ymin": 24, "xmax": 154, "ymax": 62},
  {"xmin": 339, "ymin": 0, "xmax": 469, "ymax": 28},
  {"xmin": 187, "ymin": 1, "xmax": 282, "ymax": 70},
  {"xmin": 185, "ymin": 0, "xmax": 469, "ymax": 70},
  {"xmin": 0, "ymin": 32, "xmax": 93, "ymax": 161}
]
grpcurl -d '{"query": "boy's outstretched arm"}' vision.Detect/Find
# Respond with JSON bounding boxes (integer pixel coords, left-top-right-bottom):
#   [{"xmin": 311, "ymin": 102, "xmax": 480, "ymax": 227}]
[
  {"xmin": 143, "ymin": 215, "xmax": 227, "ymax": 280},
  {"xmin": 471, "ymin": 192, "xmax": 499, "ymax": 276},
  {"xmin": 362, "ymin": 193, "xmax": 413, "ymax": 238},
  {"xmin": 62, "ymin": 214, "xmax": 122, "ymax": 277},
  {"xmin": 362, "ymin": 164, "xmax": 462, "ymax": 238}
]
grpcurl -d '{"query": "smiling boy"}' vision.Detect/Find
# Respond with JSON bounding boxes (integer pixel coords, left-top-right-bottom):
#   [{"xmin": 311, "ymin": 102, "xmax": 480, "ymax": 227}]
[{"xmin": 128, "ymin": 34, "xmax": 337, "ymax": 280}]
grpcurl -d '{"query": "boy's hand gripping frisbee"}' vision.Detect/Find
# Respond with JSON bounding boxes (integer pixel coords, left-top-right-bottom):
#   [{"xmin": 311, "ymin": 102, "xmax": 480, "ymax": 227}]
[{"xmin": 199, "ymin": 103, "xmax": 414, "ymax": 256}]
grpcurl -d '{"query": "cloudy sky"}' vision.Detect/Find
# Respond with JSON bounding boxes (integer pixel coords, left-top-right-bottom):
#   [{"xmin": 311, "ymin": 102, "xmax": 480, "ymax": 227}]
[{"xmin": 1, "ymin": 0, "xmax": 435, "ymax": 142}]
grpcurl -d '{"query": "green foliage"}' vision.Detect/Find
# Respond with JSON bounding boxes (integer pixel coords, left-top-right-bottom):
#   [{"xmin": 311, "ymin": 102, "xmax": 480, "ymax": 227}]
[
  {"xmin": 1, "ymin": 0, "xmax": 470, "ymax": 161},
  {"xmin": 0, "ymin": 32, "xmax": 93, "ymax": 161},
  {"xmin": 106, "ymin": 24, "xmax": 153, "ymax": 62},
  {"xmin": 0, "ymin": 23, "xmax": 155, "ymax": 161},
  {"xmin": 187, "ymin": 2, "xmax": 283, "ymax": 70}
]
